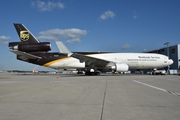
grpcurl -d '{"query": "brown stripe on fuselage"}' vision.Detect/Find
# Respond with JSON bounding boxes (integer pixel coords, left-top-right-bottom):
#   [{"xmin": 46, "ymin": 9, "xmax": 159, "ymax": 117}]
[{"xmin": 43, "ymin": 57, "xmax": 71, "ymax": 67}]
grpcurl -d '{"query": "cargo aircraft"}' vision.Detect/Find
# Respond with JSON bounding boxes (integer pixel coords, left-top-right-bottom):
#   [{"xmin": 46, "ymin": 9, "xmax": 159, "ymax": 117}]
[{"xmin": 9, "ymin": 23, "xmax": 173, "ymax": 75}]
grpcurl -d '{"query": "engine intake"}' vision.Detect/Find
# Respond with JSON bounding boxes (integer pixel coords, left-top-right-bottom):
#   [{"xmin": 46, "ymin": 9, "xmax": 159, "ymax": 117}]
[{"xmin": 107, "ymin": 63, "xmax": 129, "ymax": 72}]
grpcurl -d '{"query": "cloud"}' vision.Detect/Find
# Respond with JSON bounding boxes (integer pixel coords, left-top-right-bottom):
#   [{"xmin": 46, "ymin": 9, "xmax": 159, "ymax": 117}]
[
  {"xmin": 133, "ymin": 11, "xmax": 139, "ymax": 19},
  {"xmin": 32, "ymin": 0, "xmax": 64, "ymax": 11},
  {"xmin": 0, "ymin": 36, "xmax": 10, "ymax": 45},
  {"xmin": 133, "ymin": 15, "xmax": 138, "ymax": 19},
  {"xmin": 38, "ymin": 28, "xmax": 87, "ymax": 43},
  {"xmin": 121, "ymin": 44, "xmax": 131, "ymax": 49},
  {"xmin": 67, "ymin": 38, "xmax": 80, "ymax": 43},
  {"xmin": 100, "ymin": 10, "xmax": 115, "ymax": 20}
]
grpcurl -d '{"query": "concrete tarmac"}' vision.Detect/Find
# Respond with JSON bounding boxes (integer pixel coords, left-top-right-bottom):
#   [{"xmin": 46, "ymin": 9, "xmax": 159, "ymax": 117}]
[{"xmin": 0, "ymin": 72, "xmax": 180, "ymax": 120}]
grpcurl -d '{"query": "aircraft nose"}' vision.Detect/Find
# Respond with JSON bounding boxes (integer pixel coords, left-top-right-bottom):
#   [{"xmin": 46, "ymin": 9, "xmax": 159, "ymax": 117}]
[{"xmin": 168, "ymin": 59, "xmax": 173, "ymax": 65}]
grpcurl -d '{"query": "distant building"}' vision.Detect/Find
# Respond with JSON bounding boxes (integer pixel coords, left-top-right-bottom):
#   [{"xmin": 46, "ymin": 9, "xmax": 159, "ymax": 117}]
[{"xmin": 146, "ymin": 44, "xmax": 180, "ymax": 70}]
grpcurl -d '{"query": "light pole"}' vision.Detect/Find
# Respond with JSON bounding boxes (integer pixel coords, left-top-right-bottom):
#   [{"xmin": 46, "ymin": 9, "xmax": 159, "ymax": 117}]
[
  {"xmin": 164, "ymin": 42, "xmax": 170, "ymax": 58},
  {"xmin": 164, "ymin": 42, "xmax": 170, "ymax": 74}
]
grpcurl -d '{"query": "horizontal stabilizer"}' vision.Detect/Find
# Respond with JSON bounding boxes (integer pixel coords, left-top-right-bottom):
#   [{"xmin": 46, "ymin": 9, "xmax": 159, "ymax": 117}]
[{"xmin": 10, "ymin": 50, "xmax": 41, "ymax": 60}]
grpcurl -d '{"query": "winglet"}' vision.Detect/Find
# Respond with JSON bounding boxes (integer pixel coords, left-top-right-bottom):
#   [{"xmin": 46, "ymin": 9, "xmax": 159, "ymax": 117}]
[{"xmin": 55, "ymin": 41, "xmax": 72, "ymax": 56}]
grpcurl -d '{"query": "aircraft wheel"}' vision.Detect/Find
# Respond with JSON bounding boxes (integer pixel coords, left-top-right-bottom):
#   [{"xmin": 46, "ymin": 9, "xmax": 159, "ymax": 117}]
[
  {"xmin": 85, "ymin": 72, "xmax": 100, "ymax": 76},
  {"xmin": 95, "ymin": 72, "xmax": 100, "ymax": 75}
]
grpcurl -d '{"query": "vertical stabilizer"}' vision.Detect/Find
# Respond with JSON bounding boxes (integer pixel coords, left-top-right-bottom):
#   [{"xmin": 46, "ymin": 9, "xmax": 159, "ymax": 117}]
[{"xmin": 13, "ymin": 23, "xmax": 40, "ymax": 43}]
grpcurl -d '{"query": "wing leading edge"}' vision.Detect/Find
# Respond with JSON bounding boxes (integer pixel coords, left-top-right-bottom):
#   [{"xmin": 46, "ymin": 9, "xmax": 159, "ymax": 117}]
[{"xmin": 71, "ymin": 53, "xmax": 111, "ymax": 67}]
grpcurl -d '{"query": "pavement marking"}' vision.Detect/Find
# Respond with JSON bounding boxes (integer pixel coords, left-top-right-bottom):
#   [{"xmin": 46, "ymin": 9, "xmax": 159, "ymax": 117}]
[
  {"xmin": 0, "ymin": 81, "xmax": 22, "ymax": 84},
  {"xmin": 133, "ymin": 80, "xmax": 180, "ymax": 97},
  {"xmin": 167, "ymin": 79, "xmax": 180, "ymax": 82},
  {"xmin": 100, "ymin": 79, "xmax": 107, "ymax": 120}
]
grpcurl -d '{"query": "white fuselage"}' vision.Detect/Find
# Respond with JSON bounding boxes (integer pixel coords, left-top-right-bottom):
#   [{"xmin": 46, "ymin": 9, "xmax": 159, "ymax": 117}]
[{"xmin": 44, "ymin": 53, "xmax": 173, "ymax": 70}]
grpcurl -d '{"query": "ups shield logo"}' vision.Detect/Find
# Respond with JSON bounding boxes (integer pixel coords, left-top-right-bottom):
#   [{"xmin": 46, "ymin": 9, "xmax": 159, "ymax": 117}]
[{"xmin": 20, "ymin": 31, "xmax": 30, "ymax": 41}]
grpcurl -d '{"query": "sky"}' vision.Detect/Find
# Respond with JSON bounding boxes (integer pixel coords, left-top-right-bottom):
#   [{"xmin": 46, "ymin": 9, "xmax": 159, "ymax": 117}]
[{"xmin": 0, "ymin": 0, "xmax": 180, "ymax": 71}]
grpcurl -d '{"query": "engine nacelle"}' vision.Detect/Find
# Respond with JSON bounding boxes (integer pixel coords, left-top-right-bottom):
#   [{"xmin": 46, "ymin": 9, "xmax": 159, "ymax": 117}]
[
  {"xmin": 10, "ymin": 42, "xmax": 51, "ymax": 52},
  {"xmin": 107, "ymin": 63, "xmax": 129, "ymax": 72},
  {"xmin": 115, "ymin": 63, "xmax": 129, "ymax": 72}
]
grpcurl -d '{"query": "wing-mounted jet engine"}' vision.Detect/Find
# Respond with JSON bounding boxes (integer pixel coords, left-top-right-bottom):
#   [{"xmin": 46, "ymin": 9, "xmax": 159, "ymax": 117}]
[{"xmin": 106, "ymin": 62, "xmax": 129, "ymax": 72}]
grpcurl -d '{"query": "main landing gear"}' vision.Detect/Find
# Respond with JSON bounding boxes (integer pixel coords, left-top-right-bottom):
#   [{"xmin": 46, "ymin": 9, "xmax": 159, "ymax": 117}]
[{"xmin": 85, "ymin": 71, "xmax": 101, "ymax": 75}]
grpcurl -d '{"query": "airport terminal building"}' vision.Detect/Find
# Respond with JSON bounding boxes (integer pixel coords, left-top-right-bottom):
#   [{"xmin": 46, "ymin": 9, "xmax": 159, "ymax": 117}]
[{"xmin": 147, "ymin": 44, "xmax": 180, "ymax": 70}]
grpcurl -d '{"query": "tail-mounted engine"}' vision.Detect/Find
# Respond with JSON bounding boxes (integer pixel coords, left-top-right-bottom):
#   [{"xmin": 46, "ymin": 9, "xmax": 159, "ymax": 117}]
[{"xmin": 9, "ymin": 42, "xmax": 51, "ymax": 52}]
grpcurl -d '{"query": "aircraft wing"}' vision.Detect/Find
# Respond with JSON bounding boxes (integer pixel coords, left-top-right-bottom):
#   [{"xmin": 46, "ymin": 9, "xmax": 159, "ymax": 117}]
[
  {"xmin": 10, "ymin": 50, "xmax": 41, "ymax": 61},
  {"xmin": 71, "ymin": 53, "xmax": 110, "ymax": 67}
]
